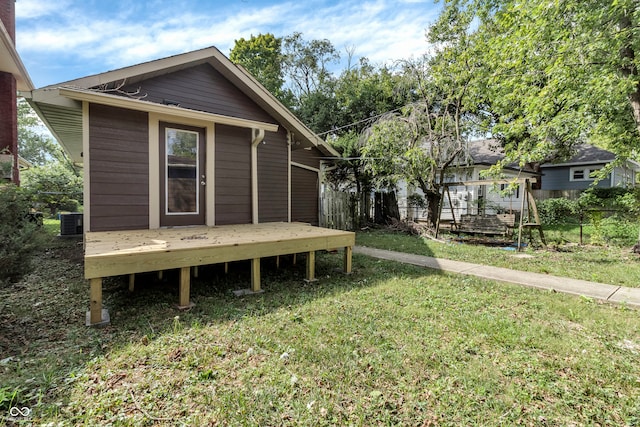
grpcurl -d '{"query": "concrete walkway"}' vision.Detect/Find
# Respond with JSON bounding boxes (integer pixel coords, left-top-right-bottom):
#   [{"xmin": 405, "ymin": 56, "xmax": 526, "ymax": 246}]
[{"xmin": 354, "ymin": 246, "xmax": 640, "ymax": 308}]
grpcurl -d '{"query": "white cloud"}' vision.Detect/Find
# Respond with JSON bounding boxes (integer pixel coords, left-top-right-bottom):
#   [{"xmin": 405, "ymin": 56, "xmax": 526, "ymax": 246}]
[
  {"xmin": 16, "ymin": 0, "xmax": 441, "ymax": 86},
  {"xmin": 15, "ymin": 0, "xmax": 72, "ymax": 19}
]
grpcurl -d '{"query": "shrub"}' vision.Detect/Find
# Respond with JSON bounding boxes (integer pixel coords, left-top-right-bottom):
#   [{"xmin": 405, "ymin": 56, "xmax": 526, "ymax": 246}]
[
  {"xmin": 599, "ymin": 217, "xmax": 638, "ymax": 246},
  {"xmin": 537, "ymin": 198, "xmax": 580, "ymax": 225},
  {"xmin": 0, "ymin": 184, "xmax": 41, "ymax": 284},
  {"xmin": 572, "ymin": 188, "xmax": 640, "ymax": 246}
]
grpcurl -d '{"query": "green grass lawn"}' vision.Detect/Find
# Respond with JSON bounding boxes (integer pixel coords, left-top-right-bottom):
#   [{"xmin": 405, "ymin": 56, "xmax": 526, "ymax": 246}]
[
  {"xmin": 356, "ymin": 228, "xmax": 640, "ymax": 288},
  {"xmin": 1, "ymin": 222, "xmax": 639, "ymax": 425}
]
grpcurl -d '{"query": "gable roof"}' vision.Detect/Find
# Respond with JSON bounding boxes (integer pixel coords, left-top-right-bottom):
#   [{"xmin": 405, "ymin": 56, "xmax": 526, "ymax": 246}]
[
  {"xmin": 0, "ymin": 18, "xmax": 33, "ymax": 91},
  {"xmin": 465, "ymin": 139, "xmax": 537, "ymax": 174},
  {"xmin": 23, "ymin": 46, "xmax": 338, "ymax": 164},
  {"xmin": 468, "ymin": 139, "xmax": 506, "ymax": 166},
  {"xmin": 541, "ymin": 143, "xmax": 618, "ymax": 168},
  {"xmin": 466, "ymin": 140, "xmax": 640, "ymax": 172}
]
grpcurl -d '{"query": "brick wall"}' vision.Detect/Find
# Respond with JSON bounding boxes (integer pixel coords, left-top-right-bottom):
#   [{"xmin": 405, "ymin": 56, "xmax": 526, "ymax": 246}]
[
  {"xmin": 0, "ymin": 0, "xmax": 18, "ymax": 183},
  {"xmin": 0, "ymin": 0, "xmax": 15, "ymax": 41}
]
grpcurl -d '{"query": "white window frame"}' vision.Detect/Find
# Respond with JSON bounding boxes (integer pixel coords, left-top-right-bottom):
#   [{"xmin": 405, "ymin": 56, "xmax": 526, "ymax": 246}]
[
  {"xmin": 570, "ymin": 166, "xmax": 601, "ymax": 182},
  {"xmin": 165, "ymin": 127, "xmax": 200, "ymax": 216}
]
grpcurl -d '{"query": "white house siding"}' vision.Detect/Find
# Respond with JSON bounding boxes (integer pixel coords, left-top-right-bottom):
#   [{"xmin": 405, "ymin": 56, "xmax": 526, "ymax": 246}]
[{"xmin": 400, "ymin": 166, "xmax": 529, "ymax": 221}]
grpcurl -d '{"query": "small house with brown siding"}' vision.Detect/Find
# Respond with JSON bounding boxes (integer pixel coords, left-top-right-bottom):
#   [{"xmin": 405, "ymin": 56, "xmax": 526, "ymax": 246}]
[
  {"xmin": 24, "ymin": 46, "xmax": 354, "ymax": 326},
  {"xmin": 26, "ymin": 46, "xmax": 338, "ymax": 230}
]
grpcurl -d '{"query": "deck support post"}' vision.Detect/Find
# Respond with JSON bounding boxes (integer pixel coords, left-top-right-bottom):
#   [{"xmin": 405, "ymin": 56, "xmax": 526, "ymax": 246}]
[
  {"xmin": 90, "ymin": 278, "xmax": 102, "ymax": 323},
  {"xmin": 128, "ymin": 274, "xmax": 135, "ymax": 292},
  {"xmin": 305, "ymin": 251, "xmax": 317, "ymax": 283},
  {"xmin": 178, "ymin": 267, "xmax": 191, "ymax": 309},
  {"xmin": 344, "ymin": 246, "xmax": 353, "ymax": 274},
  {"xmin": 251, "ymin": 258, "xmax": 261, "ymax": 292},
  {"xmin": 193, "ymin": 266, "xmax": 199, "ymax": 278},
  {"xmin": 87, "ymin": 278, "xmax": 109, "ymax": 327}
]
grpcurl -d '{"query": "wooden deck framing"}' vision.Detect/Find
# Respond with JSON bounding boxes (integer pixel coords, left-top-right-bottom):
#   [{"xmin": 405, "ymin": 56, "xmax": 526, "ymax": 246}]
[{"xmin": 84, "ymin": 222, "xmax": 355, "ymax": 326}]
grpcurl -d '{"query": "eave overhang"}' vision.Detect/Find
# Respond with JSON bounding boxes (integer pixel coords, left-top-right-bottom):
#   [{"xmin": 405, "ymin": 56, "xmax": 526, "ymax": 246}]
[{"xmin": 0, "ymin": 19, "xmax": 33, "ymax": 91}]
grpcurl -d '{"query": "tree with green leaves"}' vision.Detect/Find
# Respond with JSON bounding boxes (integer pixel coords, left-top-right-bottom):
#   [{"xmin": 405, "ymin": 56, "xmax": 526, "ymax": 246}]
[
  {"xmin": 434, "ymin": 0, "xmax": 640, "ymax": 166},
  {"xmin": 16, "ymin": 99, "xmax": 83, "ymax": 215},
  {"xmin": 324, "ymin": 59, "xmax": 405, "ymax": 223},
  {"xmin": 361, "ymin": 101, "xmax": 464, "ymax": 227},
  {"xmin": 21, "ymin": 161, "xmax": 82, "ymax": 216},
  {"xmin": 18, "ymin": 99, "xmax": 62, "ymax": 166},
  {"xmin": 361, "ymin": 13, "xmax": 481, "ymax": 227},
  {"xmin": 282, "ymin": 32, "xmax": 340, "ymax": 100},
  {"xmin": 281, "ymin": 32, "xmax": 341, "ymax": 131},
  {"xmin": 230, "ymin": 33, "xmax": 291, "ymax": 105}
]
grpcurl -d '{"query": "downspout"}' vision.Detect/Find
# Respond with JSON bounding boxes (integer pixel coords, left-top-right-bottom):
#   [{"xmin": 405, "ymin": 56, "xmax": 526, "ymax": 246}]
[
  {"xmin": 287, "ymin": 131, "xmax": 292, "ymax": 222},
  {"xmin": 251, "ymin": 128, "xmax": 265, "ymax": 224}
]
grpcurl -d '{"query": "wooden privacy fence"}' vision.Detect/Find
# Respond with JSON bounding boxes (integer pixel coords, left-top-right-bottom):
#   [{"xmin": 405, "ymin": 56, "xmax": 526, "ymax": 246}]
[
  {"xmin": 321, "ymin": 189, "xmax": 400, "ymax": 230},
  {"xmin": 321, "ymin": 189, "xmax": 358, "ymax": 230}
]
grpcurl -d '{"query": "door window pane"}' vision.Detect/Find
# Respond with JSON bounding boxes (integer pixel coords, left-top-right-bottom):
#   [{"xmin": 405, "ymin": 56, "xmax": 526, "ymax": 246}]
[{"xmin": 166, "ymin": 128, "xmax": 199, "ymax": 214}]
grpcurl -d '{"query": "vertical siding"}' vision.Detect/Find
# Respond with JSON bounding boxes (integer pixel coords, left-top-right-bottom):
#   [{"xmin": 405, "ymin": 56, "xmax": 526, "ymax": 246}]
[
  {"xmin": 258, "ymin": 127, "xmax": 289, "ymax": 222},
  {"xmin": 121, "ymin": 64, "xmax": 275, "ymax": 124},
  {"xmin": 291, "ymin": 166, "xmax": 319, "ymax": 225},
  {"xmin": 89, "ymin": 104, "xmax": 149, "ymax": 231},
  {"xmin": 215, "ymin": 124, "xmax": 251, "ymax": 224}
]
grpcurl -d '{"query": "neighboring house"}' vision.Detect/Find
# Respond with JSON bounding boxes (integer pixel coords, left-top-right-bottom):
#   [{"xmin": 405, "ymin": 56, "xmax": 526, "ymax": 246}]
[
  {"xmin": 537, "ymin": 143, "xmax": 639, "ymax": 198},
  {"xmin": 401, "ymin": 140, "xmax": 639, "ymax": 221},
  {"xmin": 24, "ymin": 46, "xmax": 339, "ymax": 231},
  {"xmin": 0, "ymin": 0, "xmax": 34, "ymax": 184},
  {"xmin": 400, "ymin": 139, "xmax": 538, "ymax": 221}
]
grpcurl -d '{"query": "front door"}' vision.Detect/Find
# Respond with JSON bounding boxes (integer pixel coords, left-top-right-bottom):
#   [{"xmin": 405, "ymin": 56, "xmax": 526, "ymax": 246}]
[{"xmin": 160, "ymin": 122, "xmax": 206, "ymax": 227}]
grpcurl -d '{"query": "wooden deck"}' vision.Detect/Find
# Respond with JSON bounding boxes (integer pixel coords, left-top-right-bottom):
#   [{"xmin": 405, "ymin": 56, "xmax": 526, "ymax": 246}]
[{"xmin": 85, "ymin": 222, "xmax": 355, "ymax": 325}]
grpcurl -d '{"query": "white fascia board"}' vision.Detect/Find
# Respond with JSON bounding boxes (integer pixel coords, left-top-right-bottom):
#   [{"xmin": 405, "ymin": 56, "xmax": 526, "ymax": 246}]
[
  {"xmin": 0, "ymin": 20, "xmax": 34, "ymax": 91},
  {"xmin": 42, "ymin": 47, "xmax": 220, "ymax": 90}
]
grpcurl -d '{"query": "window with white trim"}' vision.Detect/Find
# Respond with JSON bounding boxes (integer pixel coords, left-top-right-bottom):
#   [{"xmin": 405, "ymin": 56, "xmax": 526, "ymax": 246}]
[{"xmin": 570, "ymin": 166, "xmax": 601, "ymax": 182}]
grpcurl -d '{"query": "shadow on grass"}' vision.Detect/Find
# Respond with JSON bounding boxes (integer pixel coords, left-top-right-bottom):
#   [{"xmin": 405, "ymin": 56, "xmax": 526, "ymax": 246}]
[
  {"xmin": 103, "ymin": 250, "xmax": 441, "ymax": 338},
  {"xmin": 1, "ymin": 234, "xmax": 441, "ymax": 420}
]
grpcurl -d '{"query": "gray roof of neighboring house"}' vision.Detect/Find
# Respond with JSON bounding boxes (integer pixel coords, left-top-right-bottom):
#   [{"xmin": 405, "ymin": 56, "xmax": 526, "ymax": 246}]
[
  {"xmin": 466, "ymin": 139, "xmax": 537, "ymax": 173},
  {"xmin": 467, "ymin": 140, "xmax": 639, "ymax": 172},
  {"xmin": 543, "ymin": 143, "xmax": 616, "ymax": 167},
  {"xmin": 468, "ymin": 139, "xmax": 506, "ymax": 166}
]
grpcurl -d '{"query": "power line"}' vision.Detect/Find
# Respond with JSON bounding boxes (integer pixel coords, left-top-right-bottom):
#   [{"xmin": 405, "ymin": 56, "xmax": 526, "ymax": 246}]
[{"xmin": 315, "ymin": 107, "xmax": 403, "ymax": 137}]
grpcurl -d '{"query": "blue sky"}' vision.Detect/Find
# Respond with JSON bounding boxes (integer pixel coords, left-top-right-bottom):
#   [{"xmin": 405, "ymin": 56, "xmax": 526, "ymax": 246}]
[{"xmin": 15, "ymin": 0, "xmax": 442, "ymax": 88}]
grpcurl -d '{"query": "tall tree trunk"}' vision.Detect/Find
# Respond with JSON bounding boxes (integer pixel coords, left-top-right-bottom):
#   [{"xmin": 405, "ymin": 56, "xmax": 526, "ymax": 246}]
[
  {"xmin": 619, "ymin": 13, "xmax": 640, "ymax": 135},
  {"xmin": 619, "ymin": 12, "xmax": 640, "ymax": 244},
  {"xmin": 425, "ymin": 191, "xmax": 441, "ymax": 228},
  {"xmin": 629, "ymin": 86, "xmax": 640, "ymax": 136},
  {"xmin": 417, "ymin": 176, "xmax": 442, "ymax": 228}
]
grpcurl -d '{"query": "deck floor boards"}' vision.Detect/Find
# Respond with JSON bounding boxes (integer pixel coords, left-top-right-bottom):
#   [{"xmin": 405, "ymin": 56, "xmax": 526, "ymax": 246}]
[{"xmin": 85, "ymin": 222, "xmax": 354, "ymax": 278}]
